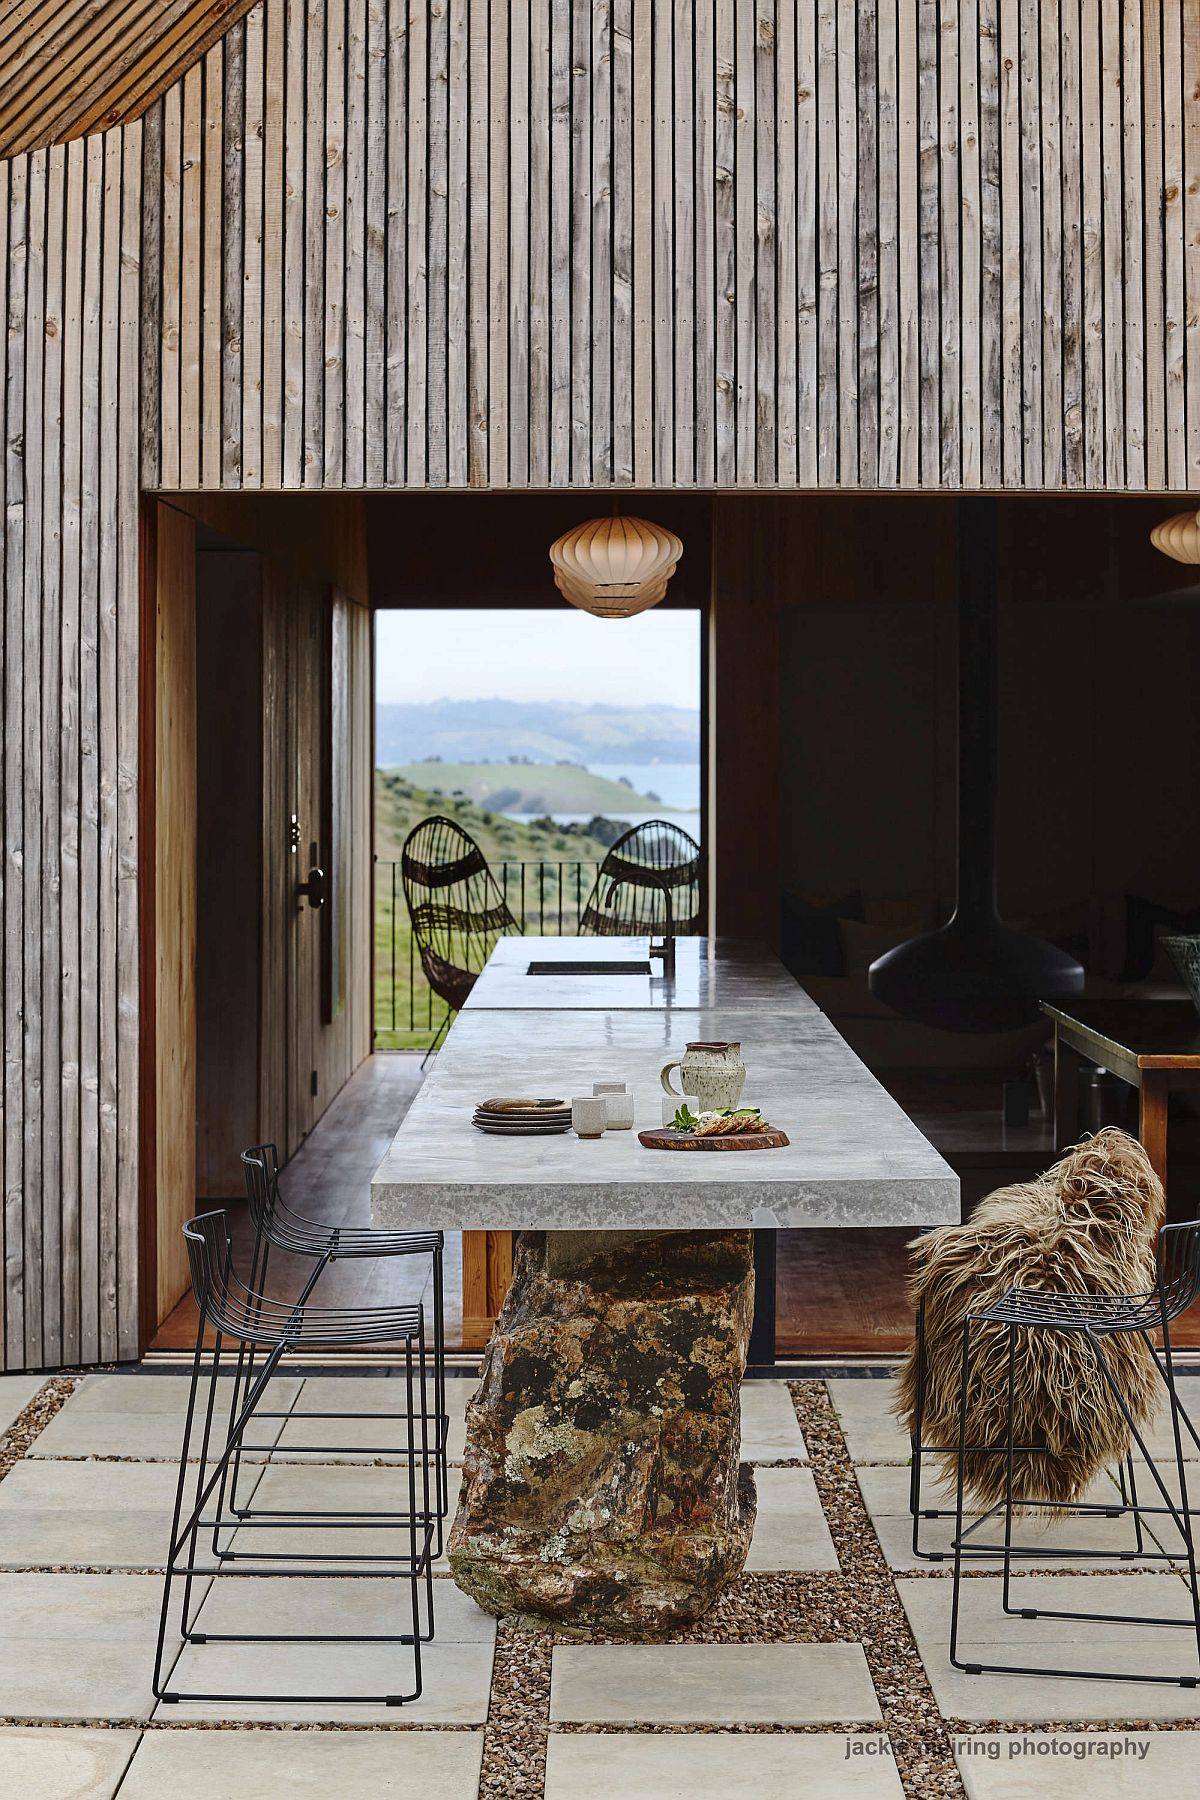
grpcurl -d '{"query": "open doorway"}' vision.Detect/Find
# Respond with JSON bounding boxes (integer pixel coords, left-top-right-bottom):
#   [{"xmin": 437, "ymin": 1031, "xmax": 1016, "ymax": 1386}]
[
  {"xmin": 373, "ymin": 606, "xmax": 704, "ymax": 1050},
  {"xmin": 143, "ymin": 490, "xmax": 711, "ymax": 1359}
]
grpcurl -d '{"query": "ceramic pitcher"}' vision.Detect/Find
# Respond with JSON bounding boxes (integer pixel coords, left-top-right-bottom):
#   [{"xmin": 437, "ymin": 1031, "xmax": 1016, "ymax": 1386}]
[{"xmin": 660, "ymin": 1041, "xmax": 746, "ymax": 1111}]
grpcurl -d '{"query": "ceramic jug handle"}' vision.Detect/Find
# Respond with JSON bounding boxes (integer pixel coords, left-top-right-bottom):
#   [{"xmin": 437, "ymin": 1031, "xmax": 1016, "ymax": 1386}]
[{"xmin": 660, "ymin": 1059, "xmax": 683, "ymax": 1098}]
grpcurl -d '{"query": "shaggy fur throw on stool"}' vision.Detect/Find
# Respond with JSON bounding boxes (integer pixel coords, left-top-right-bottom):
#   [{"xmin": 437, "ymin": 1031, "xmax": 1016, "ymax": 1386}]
[{"xmin": 896, "ymin": 1128, "xmax": 1165, "ymax": 1510}]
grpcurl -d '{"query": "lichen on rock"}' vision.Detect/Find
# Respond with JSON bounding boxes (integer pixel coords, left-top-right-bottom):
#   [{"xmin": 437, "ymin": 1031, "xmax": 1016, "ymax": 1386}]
[{"xmin": 448, "ymin": 1228, "xmax": 757, "ymax": 1635}]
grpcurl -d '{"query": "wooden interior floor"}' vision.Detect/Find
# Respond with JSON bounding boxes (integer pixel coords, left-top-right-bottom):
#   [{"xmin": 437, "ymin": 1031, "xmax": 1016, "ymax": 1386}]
[{"xmin": 155, "ymin": 1052, "xmax": 1200, "ymax": 1358}]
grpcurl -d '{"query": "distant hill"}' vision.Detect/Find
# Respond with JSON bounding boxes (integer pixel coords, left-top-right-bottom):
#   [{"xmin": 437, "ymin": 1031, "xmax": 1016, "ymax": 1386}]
[
  {"xmin": 374, "ymin": 770, "xmax": 633, "ymax": 861},
  {"xmin": 375, "ymin": 698, "xmax": 699, "ymax": 766}
]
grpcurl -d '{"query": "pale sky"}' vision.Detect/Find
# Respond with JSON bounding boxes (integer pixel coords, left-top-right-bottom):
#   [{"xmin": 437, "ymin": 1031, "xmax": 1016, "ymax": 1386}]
[{"xmin": 375, "ymin": 609, "xmax": 701, "ymax": 710}]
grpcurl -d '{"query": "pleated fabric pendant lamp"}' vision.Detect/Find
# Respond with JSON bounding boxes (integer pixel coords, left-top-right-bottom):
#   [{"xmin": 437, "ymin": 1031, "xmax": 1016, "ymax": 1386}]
[
  {"xmin": 549, "ymin": 511, "xmax": 683, "ymax": 618},
  {"xmin": 1151, "ymin": 509, "xmax": 1200, "ymax": 564}
]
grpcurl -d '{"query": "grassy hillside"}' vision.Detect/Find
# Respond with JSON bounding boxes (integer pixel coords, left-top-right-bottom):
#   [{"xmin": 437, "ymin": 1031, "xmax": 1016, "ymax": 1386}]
[
  {"xmin": 375, "ymin": 769, "xmax": 627, "ymax": 861},
  {"xmin": 374, "ymin": 770, "xmax": 611, "ymax": 1048},
  {"xmin": 383, "ymin": 759, "xmax": 667, "ymax": 818}
]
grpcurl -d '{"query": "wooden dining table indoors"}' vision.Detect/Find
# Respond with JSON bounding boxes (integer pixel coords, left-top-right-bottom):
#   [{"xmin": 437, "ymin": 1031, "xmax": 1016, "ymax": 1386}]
[{"xmin": 1043, "ymin": 998, "xmax": 1200, "ymax": 1189}]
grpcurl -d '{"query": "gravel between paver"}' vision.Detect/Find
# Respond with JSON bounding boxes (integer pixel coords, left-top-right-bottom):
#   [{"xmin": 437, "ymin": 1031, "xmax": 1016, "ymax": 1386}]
[
  {"xmin": 0, "ymin": 1377, "xmax": 76, "ymax": 1482},
  {"xmin": 790, "ymin": 1378, "xmax": 965, "ymax": 1798},
  {"xmin": 5, "ymin": 1369, "xmax": 1193, "ymax": 1794}
]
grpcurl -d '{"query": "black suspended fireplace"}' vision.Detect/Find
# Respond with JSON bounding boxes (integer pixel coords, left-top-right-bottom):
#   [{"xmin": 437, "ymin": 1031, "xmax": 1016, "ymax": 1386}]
[{"xmin": 869, "ymin": 497, "xmax": 1085, "ymax": 1033}]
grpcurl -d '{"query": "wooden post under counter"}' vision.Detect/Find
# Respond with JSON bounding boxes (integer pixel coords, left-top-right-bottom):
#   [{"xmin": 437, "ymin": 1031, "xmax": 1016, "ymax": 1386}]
[{"xmin": 461, "ymin": 1230, "xmax": 514, "ymax": 1348}]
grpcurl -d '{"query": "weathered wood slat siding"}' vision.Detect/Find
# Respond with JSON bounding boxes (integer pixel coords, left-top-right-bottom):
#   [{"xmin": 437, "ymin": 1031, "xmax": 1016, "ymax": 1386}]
[
  {"xmin": 0, "ymin": 128, "xmax": 142, "ymax": 1368},
  {"xmin": 139, "ymin": 0, "xmax": 1200, "ymax": 492},
  {"xmin": 0, "ymin": 0, "xmax": 1196, "ymax": 1371}
]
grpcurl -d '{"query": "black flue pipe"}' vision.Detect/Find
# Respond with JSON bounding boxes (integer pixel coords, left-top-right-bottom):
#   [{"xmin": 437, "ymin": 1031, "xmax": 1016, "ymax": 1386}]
[
  {"xmin": 868, "ymin": 496, "xmax": 1084, "ymax": 1032},
  {"xmin": 957, "ymin": 497, "xmax": 999, "ymax": 920}
]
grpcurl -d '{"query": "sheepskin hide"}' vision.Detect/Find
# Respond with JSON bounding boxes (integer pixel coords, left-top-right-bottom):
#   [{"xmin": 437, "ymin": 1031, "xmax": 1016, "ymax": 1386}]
[{"xmin": 896, "ymin": 1129, "xmax": 1165, "ymax": 1510}]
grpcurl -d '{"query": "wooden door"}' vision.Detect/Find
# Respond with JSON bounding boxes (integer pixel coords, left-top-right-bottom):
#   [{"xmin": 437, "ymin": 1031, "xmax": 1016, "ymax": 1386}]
[
  {"xmin": 255, "ymin": 569, "xmax": 372, "ymax": 1168},
  {"xmin": 259, "ymin": 563, "xmax": 322, "ymax": 1159}
]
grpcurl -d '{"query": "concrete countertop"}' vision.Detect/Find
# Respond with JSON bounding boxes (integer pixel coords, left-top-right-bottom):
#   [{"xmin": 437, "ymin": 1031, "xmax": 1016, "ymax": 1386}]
[
  {"xmin": 462, "ymin": 934, "xmax": 817, "ymax": 1013},
  {"xmin": 371, "ymin": 942, "xmax": 959, "ymax": 1232}
]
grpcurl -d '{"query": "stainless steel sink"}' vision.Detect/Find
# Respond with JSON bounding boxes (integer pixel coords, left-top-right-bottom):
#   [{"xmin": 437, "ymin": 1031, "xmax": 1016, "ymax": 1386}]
[{"xmin": 526, "ymin": 958, "xmax": 652, "ymax": 976}]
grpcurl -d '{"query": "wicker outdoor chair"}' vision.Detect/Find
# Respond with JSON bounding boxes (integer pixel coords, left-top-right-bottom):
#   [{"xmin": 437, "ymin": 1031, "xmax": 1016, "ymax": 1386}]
[
  {"xmin": 580, "ymin": 818, "xmax": 704, "ymax": 938},
  {"xmin": 401, "ymin": 815, "xmax": 518, "ymax": 1060}
]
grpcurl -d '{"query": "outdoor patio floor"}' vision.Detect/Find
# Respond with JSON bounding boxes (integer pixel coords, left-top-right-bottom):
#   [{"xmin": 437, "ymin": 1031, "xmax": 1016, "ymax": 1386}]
[{"xmin": 2, "ymin": 1371, "xmax": 1200, "ymax": 1796}]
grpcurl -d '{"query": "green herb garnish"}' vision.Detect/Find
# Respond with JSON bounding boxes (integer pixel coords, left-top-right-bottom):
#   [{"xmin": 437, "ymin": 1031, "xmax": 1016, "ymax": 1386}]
[{"xmin": 672, "ymin": 1104, "xmax": 699, "ymax": 1132}]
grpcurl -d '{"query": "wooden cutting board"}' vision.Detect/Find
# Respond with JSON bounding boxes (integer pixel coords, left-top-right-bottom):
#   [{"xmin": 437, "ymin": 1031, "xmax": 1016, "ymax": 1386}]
[{"xmin": 638, "ymin": 1127, "xmax": 790, "ymax": 1152}]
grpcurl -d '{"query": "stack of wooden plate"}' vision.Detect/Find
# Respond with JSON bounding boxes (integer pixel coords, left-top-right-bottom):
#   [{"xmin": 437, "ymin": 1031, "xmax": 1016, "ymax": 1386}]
[{"xmin": 472, "ymin": 1097, "xmax": 571, "ymax": 1135}]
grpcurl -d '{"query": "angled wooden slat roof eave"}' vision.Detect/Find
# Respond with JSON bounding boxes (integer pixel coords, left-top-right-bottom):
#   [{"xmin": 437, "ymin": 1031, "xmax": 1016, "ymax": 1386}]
[{"xmin": 0, "ymin": 0, "xmax": 260, "ymax": 158}]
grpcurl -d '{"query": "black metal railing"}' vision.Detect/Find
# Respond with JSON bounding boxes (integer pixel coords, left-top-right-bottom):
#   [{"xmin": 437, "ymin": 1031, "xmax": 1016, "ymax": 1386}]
[{"xmin": 374, "ymin": 857, "xmax": 603, "ymax": 1047}]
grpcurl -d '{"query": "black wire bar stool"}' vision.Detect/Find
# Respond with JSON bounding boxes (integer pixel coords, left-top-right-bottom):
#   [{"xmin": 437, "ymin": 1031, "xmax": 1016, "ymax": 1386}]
[
  {"xmin": 212, "ymin": 1146, "xmax": 449, "ymax": 1559},
  {"xmin": 949, "ymin": 1218, "xmax": 1200, "ymax": 1688},
  {"xmin": 908, "ymin": 1294, "xmax": 1150, "ymax": 1565},
  {"xmin": 153, "ymin": 1211, "xmax": 436, "ymax": 1708}
]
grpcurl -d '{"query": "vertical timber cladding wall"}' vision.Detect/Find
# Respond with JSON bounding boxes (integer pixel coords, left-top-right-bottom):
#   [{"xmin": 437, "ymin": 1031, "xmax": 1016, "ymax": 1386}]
[
  {"xmin": 140, "ymin": 0, "xmax": 1200, "ymax": 493},
  {"xmin": 1, "ymin": 129, "xmax": 143, "ymax": 1369}
]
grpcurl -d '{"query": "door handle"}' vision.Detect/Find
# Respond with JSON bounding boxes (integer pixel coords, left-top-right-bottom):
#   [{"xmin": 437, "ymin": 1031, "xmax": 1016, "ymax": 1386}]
[{"xmin": 298, "ymin": 865, "xmax": 326, "ymax": 909}]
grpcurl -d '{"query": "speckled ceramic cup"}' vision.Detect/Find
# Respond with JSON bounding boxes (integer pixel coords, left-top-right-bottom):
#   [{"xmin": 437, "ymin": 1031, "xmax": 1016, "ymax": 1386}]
[
  {"xmin": 604, "ymin": 1093, "xmax": 636, "ymax": 1128},
  {"xmin": 571, "ymin": 1095, "xmax": 608, "ymax": 1139}
]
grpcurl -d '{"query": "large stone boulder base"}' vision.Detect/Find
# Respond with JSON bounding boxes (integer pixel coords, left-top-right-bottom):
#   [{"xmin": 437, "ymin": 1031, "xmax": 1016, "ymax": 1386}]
[{"xmin": 448, "ymin": 1229, "xmax": 756, "ymax": 1635}]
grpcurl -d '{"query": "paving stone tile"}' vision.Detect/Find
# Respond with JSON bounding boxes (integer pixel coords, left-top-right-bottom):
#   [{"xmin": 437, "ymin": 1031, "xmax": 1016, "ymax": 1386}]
[
  {"xmin": 247, "ymin": 1458, "xmax": 437, "ymax": 1510},
  {"xmin": 0, "ymin": 1572, "xmax": 177, "ymax": 1638},
  {"xmin": 290, "ymin": 1376, "xmax": 474, "ymax": 1416},
  {"xmin": 0, "ymin": 1460, "xmax": 257, "ymax": 1570},
  {"xmin": 118, "ymin": 1727, "xmax": 485, "ymax": 1798},
  {"xmin": 545, "ymin": 1731, "xmax": 904, "ymax": 1798},
  {"xmin": 191, "ymin": 1573, "xmax": 493, "ymax": 1642},
  {"xmin": 745, "ymin": 1465, "xmax": 839, "ymax": 1571},
  {"xmin": 264, "ymin": 1419, "xmax": 465, "ymax": 1465},
  {"xmin": 0, "ymin": 1574, "xmax": 201, "ymax": 1720},
  {"xmin": 0, "ymin": 1727, "xmax": 138, "ymax": 1798},
  {"xmin": 1118, "ymin": 1452, "xmax": 1200, "ymax": 1514},
  {"xmin": 954, "ymin": 1731, "xmax": 1200, "ymax": 1798},
  {"xmin": 60, "ymin": 1374, "xmax": 302, "ymax": 1416},
  {"xmin": 29, "ymin": 1374, "xmax": 303, "ymax": 1463},
  {"xmin": 826, "ymin": 1378, "xmax": 912, "ymax": 1464},
  {"xmin": 36, "ymin": 1373, "xmax": 466, "ymax": 1465},
  {"xmin": 899, "ymin": 1574, "xmax": 1200, "ymax": 1721},
  {"xmin": 550, "ymin": 1643, "xmax": 881, "ymax": 1725},
  {"xmin": 275, "ymin": 1375, "xmax": 467, "ymax": 1464},
  {"xmin": 1, "ymin": 1459, "xmax": 195, "ymax": 1509},
  {"xmin": 225, "ymin": 1461, "xmax": 449, "ymax": 1570},
  {"xmin": 0, "ymin": 1511, "xmax": 174, "ymax": 1570},
  {"xmin": 1138, "ymin": 1381, "xmax": 1200, "ymax": 1463},
  {"xmin": 739, "ymin": 1381, "xmax": 807, "ymax": 1463},
  {"xmin": 826, "ymin": 1378, "xmax": 1200, "ymax": 1470},
  {"xmin": 857, "ymin": 1464, "xmax": 1163, "ymax": 1573},
  {"xmin": 29, "ymin": 1413, "xmax": 285, "ymax": 1462},
  {"xmin": 0, "ymin": 1643, "xmax": 163, "ymax": 1722},
  {"xmin": 0, "ymin": 1374, "xmax": 47, "ymax": 1436},
  {"xmin": 155, "ymin": 1639, "xmax": 494, "ymax": 1724},
  {"xmin": 222, "ymin": 1520, "xmax": 449, "ymax": 1571}
]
